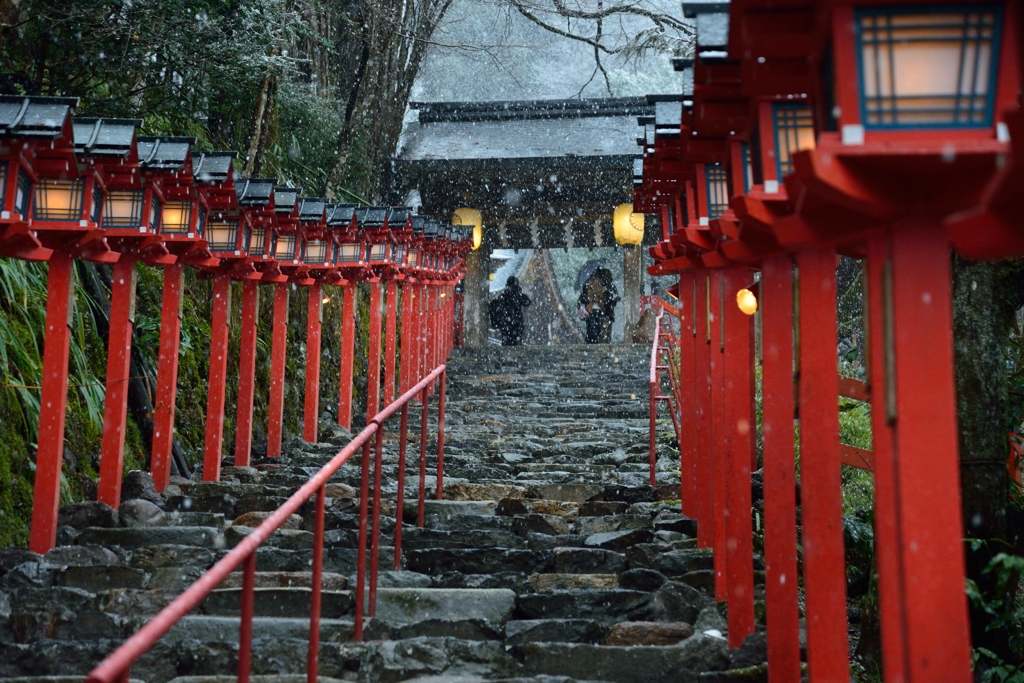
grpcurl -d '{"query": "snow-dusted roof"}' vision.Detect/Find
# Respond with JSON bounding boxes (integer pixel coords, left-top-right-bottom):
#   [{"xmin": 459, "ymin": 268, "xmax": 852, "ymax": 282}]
[{"xmin": 399, "ymin": 97, "xmax": 653, "ymax": 162}]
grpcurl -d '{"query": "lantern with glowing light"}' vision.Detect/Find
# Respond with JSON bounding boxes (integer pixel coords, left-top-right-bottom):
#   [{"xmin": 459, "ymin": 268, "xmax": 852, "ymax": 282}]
[
  {"xmin": 452, "ymin": 207, "xmax": 482, "ymax": 251},
  {"xmin": 613, "ymin": 203, "xmax": 645, "ymax": 245}
]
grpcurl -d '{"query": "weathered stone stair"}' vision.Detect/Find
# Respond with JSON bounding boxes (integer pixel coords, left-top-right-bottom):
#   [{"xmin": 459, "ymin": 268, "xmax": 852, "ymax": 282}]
[{"xmin": 0, "ymin": 344, "xmax": 770, "ymax": 683}]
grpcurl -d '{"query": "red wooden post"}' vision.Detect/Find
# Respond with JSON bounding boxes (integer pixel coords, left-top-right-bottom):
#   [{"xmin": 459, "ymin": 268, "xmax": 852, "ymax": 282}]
[
  {"xmin": 234, "ymin": 279, "xmax": 260, "ymax": 466},
  {"xmin": 369, "ymin": 422, "xmax": 384, "ymax": 616},
  {"xmin": 338, "ymin": 283, "xmax": 356, "ymax": 430},
  {"xmin": 266, "ymin": 282, "xmax": 290, "ymax": 458},
  {"xmin": 399, "ymin": 283, "xmax": 414, "ymax": 394},
  {"xmin": 418, "ymin": 385, "xmax": 429, "ymax": 526},
  {"xmin": 678, "ymin": 273, "xmax": 698, "ymax": 519},
  {"xmin": 303, "ymin": 282, "xmax": 323, "ymax": 443},
  {"xmin": 694, "ymin": 272, "xmax": 715, "ymax": 550},
  {"xmin": 203, "ymin": 273, "xmax": 232, "ymax": 482},
  {"xmin": 307, "ymin": 484, "xmax": 326, "ymax": 683},
  {"xmin": 882, "ymin": 220, "xmax": 972, "ymax": 682},
  {"xmin": 367, "ymin": 280, "xmax": 383, "ymax": 420},
  {"xmin": 394, "ymin": 402, "xmax": 409, "ymax": 570},
  {"xmin": 760, "ymin": 255, "xmax": 801, "ymax": 682},
  {"xmin": 723, "ymin": 267, "xmax": 755, "ymax": 648},
  {"xmin": 29, "ymin": 251, "xmax": 76, "ymax": 554},
  {"xmin": 151, "ymin": 263, "xmax": 184, "ymax": 491},
  {"xmin": 384, "ymin": 279, "xmax": 398, "ymax": 404},
  {"xmin": 98, "ymin": 255, "xmax": 138, "ymax": 507},
  {"xmin": 237, "ymin": 551, "xmax": 257, "ymax": 683},
  {"xmin": 796, "ymin": 247, "xmax": 849, "ymax": 680},
  {"xmin": 436, "ymin": 368, "xmax": 446, "ymax": 500},
  {"xmin": 708, "ymin": 270, "xmax": 728, "ymax": 602},
  {"xmin": 355, "ymin": 437, "xmax": 372, "ymax": 641}
]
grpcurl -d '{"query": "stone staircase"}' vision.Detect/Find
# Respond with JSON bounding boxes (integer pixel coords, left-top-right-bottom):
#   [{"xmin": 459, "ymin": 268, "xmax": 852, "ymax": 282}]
[{"xmin": 0, "ymin": 344, "xmax": 770, "ymax": 683}]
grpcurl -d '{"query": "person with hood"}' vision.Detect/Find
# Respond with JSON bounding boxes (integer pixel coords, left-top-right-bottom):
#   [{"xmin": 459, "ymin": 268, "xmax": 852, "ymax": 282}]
[
  {"xmin": 577, "ymin": 268, "xmax": 620, "ymax": 343},
  {"xmin": 490, "ymin": 276, "xmax": 531, "ymax": 346}
]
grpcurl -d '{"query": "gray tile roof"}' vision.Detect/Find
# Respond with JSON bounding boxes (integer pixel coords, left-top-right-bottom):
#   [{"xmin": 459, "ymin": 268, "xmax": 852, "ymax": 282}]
[
  {"xmin": 73, "ymin": 118, "xmax": 141, "ymax": 156},
  {"xmin": 328, "ymin": 204, "xmax": 357, "ymax": 225},
  {"xmin": 194, "ymin": 152, "xmax": 237, "ymax": 182},
  {"xmin": 273, "ymin": 186, "xmax": 300, "ymax": 212},
  {"xmin": 0, "ymin": 96, "xmax": 77, "ymax": 137},
  {"xmin": 356, "ymin": 207, "xmax": 388, "ymax": 228},
  {"xmin": 236, "ymin": 178, "xmax": 277, "ymax": 206},
  {"xmin": 298, "ymin": 198, "xmax": 327, "ymax": 220},
  {"xmin": 137, "ymin": 137, "xmax": 194, "ymax": 170}
]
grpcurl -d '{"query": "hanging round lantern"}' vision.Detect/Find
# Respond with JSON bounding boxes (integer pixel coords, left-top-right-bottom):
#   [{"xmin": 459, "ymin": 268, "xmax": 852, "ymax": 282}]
[
  {"xmin": 613, "ymin": 204, "xmax": 644, "ymax": 246},
  {"xmin": 452, "ymin": 207, "xmax": 482, "ymax": 251}
]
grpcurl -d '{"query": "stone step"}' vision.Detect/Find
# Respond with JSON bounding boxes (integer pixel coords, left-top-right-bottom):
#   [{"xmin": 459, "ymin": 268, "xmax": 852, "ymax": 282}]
[
  {"xmin": 374, "ymin": 587, "xmax": 516, "ymax": 626},
  {"xmin": 74, "ymin": 526, "xmax": 225, "ymax": 550},
  {"xmin": 200, "ymin": 587, "xmax": 353, "ymax": 618},
  {"xmin": 514, "ymin": 590, "xmax": 651, "ymax": 622},
  {"xmin": 163, "ymin": 615, "xmax": 354, "ymax": 643}
]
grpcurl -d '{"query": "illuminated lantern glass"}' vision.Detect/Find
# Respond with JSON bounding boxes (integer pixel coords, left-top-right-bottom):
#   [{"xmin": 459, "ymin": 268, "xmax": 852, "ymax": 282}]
[
  {"xmin": 305, "ymin": 239, "xmax": 328, "ymax": 264},
  {"xmin": 206, "ymin": 220, "xmax": 239, "ymax": 252},
  {"xmin": 161, "ymin": 201, "xmax": 193, "ymax": 234},
  {"xmin": 613, "ymin": 203, "xmax": 644, "ymax": 245},
  {"xmin": 407, "ymin": 247, "xmax": 419, "ymax": 266},
  {"xmin": 772, "ymin": 104, "xmax": 815, "ymax": 177},
  {"xmin": 369, "ymin": 242, "xmax": 390, "ymax": 262},
  {"xmin": 705, "ymin": 164, "xmax": 729, "ymax": 219},
  {"xmin": 394, "ymin": 244, "xmax": 405, "ymax": 264},
  {"xmin": 336, "ymin": 242, "xmax": 362, "ymax": 263},
  {"xmin": 102, "ymin": 190, "xmax": 144, "ymax": 228},
  {"xmin": 35, "ymin": 178, "xmax": 85, "ymax": 221},
  {"xmin": 856, "ymin": 7, "xmax": 1002, "ymax": 128},
  {"xmin": 452, "ymin": 207, "xmax": 482, "ymax": 251},
  {"xmin": 14, "ymin": 171, "xmax": 30, "ymax": 219},
  {"xmin": 249, "ymin": 226, "xmax": 267, "ymax": 257},
  {"xmin": 149, "ymin": 196, "xmax": 161, "ymax": 231},
  {"xmin": 275, "ymin": 234, "xmax": 297, "ymax": 261},
  {"xmin": 241, "ymin": 226, "xmax": 252, "ymax": 254}
]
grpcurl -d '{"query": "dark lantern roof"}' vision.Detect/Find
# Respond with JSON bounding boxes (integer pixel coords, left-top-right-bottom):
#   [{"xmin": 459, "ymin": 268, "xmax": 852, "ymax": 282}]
[
  {"xmin": 73, "ymin": 117, "xmax": 141, "ymax": 156},
  {"xmin": 137, "ymin": 137, "xmax": 194, "ymax": 170},
  {"xmin": 0, "ymin": 95, "xmax": 77, "ymax": 137}
]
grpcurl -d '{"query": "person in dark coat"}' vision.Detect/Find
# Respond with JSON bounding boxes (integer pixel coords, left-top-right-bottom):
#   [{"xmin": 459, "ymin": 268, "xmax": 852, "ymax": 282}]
[
  {"xmin": 490, "ymin": 276, "xmax": 531, "ymax": 346},
  {"xmin": 577, "ymin": 268, "xmax": 620, "ymax": 344}
]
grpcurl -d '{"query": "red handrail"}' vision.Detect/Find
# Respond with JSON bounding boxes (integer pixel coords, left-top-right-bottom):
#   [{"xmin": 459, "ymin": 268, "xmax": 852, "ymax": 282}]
[
  {"xmin": 648, "ymin": 301, "xmax": 682, "ymax": 487},
  {"xmin": 87, "ymin": 364, "xmax": 448, "ymax": 683}
]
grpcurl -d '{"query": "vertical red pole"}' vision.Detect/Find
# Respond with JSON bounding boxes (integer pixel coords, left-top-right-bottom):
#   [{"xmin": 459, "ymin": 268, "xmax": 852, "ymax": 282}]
[
  {"xmin": 418, "ymin": 385, "xmax": 429, "ymax": 526},
  {"xmin": 679, "ymin": 273, "xmax": 698, "ymax": 519},
  {"xmin": 436, "ymin": 369, "xmax": 446, "ymax": 500},
  {"xmin": 30, "ymin": 251, "xmax": 75, "ymax": 554},
  {"xmin": 151, "ymin": 263, "xmax": 184, "ymax": 491},
  {"xmin": 237, "ymin": 551, "xmax": 257, "ymax": 683},
  {"xmin": 723, "ymin": 267, "xmax": 756, "ymax": 648},
  {"xmin": 708, "ymin": 270, "xmax": 728, "ymax": 602},
  {"xmin": 355, "ymin": 437, "xmax": 372, "ymax": 641},
  {"xmin": 98, "ymin": 256, "xmax": 138, "ymax": 507},
  {"xmin": 394, "ymin": 402, "xmax": 409, "ymax": 570},
  {"xmin": 338, "ymin": 283, "xmax": 356, "ymax": 430},
  {"xmin": 399, "ymin": 283, "xmax": 413, "ymax": 394},
  {"xmin": 865, "ymin": 236, "xmax": 908, "ymax": 683},
  {"xmin": 369, "ymin": 422, "xmax": 384, "ymax": 615},
  {"xmin": 307, "ymin": 484, "xmax": 326, "ymax": 683},
  {"xmin": 796, "ymin": 247, "xmax": 849, "ymax": 681},
  {"xmin": 887, "ymin": 219, "xmax": 972, "ymax": 682},
  {"xmin": 694, "ymin": 272, "xmax": 715, "ymax": 550},
  {"xmin": 266, "ymin": 283, "xmax": 290, "ymax": 458},
  {"xmin": 203, "ymin": 273, "xmax": 232, "ymax": 482},
  {"xmin": 234, "ymin": 279, "xmax": 260, "ymax": 467},
  {"xmin": 384, "ymin": 279, "xmax": 398, "ymax": 404},
  {"xmin": 367, "ymin": 280, "xmax": 383, "ymax": 421},
  {"xmin": 760, "ymin": 255, "xmax": 801, "ymax": 683},
  {"xmin": 303, "ymin": 282, "xmax": 323, "ymax": 443}
]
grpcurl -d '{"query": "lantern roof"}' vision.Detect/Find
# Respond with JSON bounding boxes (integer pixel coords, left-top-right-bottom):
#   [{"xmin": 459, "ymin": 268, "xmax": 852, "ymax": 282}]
[
  {"xmin": 0, "ymin": 95, "xmax": 77, "ymax": 137},
  {"xmin": 273, "ymin": 186, "xmax": 301, "ymax": 213},
  {"xmin": 633, "ymin": 158, "xmax": 644, "ymax": 186},
  {"xmin": 423, "ymin": 220, "xmax": 440, "ymax": 239},
  {"xmin": 298, "ymin": 198, "xmax": 327, "ymax": 220},
  {"xmin": 671, "ymin": 58, "xmax": 696, "ymax": 97},
  {"xmin": 236, "ymin": 178, "xmax": 277, "ymax": 206},
  {"xmin": 683, "ymin": 1, "xmax": 730, "ymax": 50},
  {"xmin": 137, "ymin": 137, "xmax": 194, "ymax": 170},
  {"xmin": 72, "ymin": 118, "xmax": 141, "ymax": 156},
  {"xmin": 194, "ymin": 152, "xmax": 237, "ymax": 182},
  {"xmin": 387, "ymin": 207, "xmax": 412, "ymax": 225},
  {"xmin": 411, "ymin": 215, "xmax": 425, "ymax": 235},
  {"xmin": 654, "ymin": 101, "xmax": 683, "ymax": 136},
  {"xmin": 327, "ymin": 204, "xmax": 357, "ymax": 225},
  {"xmin": 356, "ymin": 206, "xmax": 388, "ymax": 228}
]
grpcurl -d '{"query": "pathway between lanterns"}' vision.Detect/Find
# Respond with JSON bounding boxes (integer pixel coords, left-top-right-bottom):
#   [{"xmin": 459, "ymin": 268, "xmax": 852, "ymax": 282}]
[{"xmin": 0, "ymin": 344, "xmax": 771, "ymax": 683}]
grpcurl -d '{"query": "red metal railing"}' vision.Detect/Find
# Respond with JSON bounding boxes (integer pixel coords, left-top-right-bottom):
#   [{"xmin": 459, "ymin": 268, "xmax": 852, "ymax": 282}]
[
  {"xmin": 648, "ymin": 300, "xmax": 682, "ymax": 487},
  {"xmin": 86, "ymin": 364, "xmax": 449, "ymax": 683}
]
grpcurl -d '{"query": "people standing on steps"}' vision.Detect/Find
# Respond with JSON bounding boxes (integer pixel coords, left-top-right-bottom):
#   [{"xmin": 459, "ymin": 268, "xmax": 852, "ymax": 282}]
[
  {"xmin": 490, "ymin": 276, "xmax": 532, "ymax": 346},
  {"xmin": 578, "ymin": 268, "xmax": 620, "ymax": 344}
]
